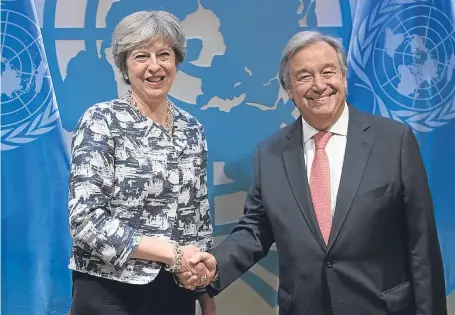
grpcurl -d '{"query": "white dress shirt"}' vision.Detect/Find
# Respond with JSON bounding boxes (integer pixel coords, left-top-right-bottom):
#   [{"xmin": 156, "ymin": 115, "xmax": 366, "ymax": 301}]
[{"xmin": 302, "ymin": 104, "xmax": 349, "ymax": 216}]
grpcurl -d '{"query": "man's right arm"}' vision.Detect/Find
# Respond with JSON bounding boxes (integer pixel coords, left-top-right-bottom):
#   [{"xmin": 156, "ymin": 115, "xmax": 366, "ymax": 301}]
[{"xmin": 208, "ymin": 146, "xmax": 276, "ymax": 294}]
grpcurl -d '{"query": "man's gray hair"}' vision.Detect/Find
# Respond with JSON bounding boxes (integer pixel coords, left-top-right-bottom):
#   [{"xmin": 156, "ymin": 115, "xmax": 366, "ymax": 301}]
[
  {"xmin": 112, "ymin": 10, "xmax": 186, "ymax": 84},
  {"xmin": 279, "ymin": 31, "xmax": 348, "ymax": 90}
]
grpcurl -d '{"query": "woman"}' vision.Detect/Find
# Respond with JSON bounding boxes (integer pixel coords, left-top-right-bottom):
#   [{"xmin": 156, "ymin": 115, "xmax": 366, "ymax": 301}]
[{"xmin": 68, "ymin": 10, "xmax": 216, "ymax": 315}]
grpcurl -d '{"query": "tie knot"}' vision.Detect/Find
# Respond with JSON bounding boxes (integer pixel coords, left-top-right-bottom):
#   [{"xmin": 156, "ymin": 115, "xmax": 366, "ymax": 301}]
[{"xmin": 313, "ymin": 131, "xmax": 332, "ymax": 150}]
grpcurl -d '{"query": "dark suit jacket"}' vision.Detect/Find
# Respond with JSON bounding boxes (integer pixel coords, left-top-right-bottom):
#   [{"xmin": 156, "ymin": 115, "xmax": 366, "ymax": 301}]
[{"xmin": 209, "ymin": 106, "xmax": 447, "ymax": 315}]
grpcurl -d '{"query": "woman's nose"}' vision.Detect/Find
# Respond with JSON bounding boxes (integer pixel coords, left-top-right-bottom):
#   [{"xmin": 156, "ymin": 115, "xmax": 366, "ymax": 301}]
[{"xmin": 147, "ymin": 56, "xmax": 161, "ymax": 72}]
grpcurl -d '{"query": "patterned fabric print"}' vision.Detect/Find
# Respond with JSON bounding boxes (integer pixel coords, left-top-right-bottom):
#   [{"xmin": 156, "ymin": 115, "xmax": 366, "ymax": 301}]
[{"xmin": 68, "ymin": 97, "xmax": 213, "ymax": 284}]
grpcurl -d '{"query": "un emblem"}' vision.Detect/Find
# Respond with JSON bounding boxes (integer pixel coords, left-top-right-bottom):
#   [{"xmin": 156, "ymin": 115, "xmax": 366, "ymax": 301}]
[
  {"xmin": 1, "ymin": 8, "xmax": 59, "ymax": 150},
  {"xmin": 350, "ymin": 0, "xmax": 455, "ymax": 132}
]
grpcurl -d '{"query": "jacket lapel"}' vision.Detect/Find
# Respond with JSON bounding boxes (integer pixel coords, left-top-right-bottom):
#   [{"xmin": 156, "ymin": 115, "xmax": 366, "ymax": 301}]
[
  {"xmin": 282, "ymin": 118, "xmax": 326, "ymax": 251},
  {"xmin": 327, "ymin": 106, "xmax": 372, "ymax": 251}
]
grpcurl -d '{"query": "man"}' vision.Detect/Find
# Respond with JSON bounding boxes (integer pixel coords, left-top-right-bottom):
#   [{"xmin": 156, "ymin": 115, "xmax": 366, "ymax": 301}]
[{"xmin": 181, "ymin": 31, "xmax": 447, "ymax": 315}]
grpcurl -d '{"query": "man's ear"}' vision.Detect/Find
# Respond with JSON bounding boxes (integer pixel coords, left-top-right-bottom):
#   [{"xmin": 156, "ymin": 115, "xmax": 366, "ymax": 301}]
[{"xmin": 286, "ymin": 87, "xmax": 293, "ymax": 101}]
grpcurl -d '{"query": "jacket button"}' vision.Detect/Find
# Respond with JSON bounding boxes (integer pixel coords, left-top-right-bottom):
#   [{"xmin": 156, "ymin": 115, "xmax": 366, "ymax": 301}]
[{"xmin": 326, "ymin": 259, "xmax": 333, "ymax": 268}]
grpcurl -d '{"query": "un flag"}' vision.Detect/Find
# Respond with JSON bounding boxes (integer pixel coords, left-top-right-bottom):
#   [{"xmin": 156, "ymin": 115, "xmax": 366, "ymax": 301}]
[
  {"xmin": 1, "ymin": 0, "xmax": 72, "ymax": 314},
  {"xmin": 347, "ymin": 0, "xmax": 455, "ymax": 300}
]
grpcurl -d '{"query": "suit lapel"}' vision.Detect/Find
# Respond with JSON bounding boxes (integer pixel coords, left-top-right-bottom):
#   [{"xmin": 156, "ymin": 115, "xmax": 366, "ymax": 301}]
[
  {"xmin": 327, "ymin": 106, "xmax": 372, "ymax": 251},
  {"xmin": 282, "ymin": 119, "xmax": 326, "ymax": 251}
]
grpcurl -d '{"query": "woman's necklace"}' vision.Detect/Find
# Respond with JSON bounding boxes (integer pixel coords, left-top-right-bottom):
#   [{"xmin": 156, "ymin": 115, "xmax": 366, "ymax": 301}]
[{"xmin": 126, "ymin": 90, "xmax": 174, "ymax": 137}]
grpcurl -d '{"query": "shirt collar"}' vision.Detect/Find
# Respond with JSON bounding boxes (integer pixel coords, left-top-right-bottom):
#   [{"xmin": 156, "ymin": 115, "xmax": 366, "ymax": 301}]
[{"xmin": 301, "ymin": 102, "xmax": 349, "ymax": 144}]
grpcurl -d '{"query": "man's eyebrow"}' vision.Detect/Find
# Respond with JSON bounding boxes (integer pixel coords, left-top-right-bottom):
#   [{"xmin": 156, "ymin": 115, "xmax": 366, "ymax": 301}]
[{"xmin": 293, "ymin": 63, "xmax": 339, "ymax": 76}]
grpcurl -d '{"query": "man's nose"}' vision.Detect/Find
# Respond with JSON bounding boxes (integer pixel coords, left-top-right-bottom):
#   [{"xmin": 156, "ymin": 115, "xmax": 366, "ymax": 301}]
[{"xmin": 312, "ymin": 75, "xmax": 327, "ymax": 92}]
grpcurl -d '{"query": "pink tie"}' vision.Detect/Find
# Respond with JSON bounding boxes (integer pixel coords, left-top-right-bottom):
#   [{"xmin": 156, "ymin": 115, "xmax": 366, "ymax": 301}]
[{"xmin": 310, "ymin": 131, "xmax": 333, "ymax": 245}]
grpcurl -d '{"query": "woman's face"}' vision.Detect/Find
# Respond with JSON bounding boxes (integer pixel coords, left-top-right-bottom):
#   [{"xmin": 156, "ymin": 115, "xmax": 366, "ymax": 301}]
[{"xmin": 126, "ymin": 40, "xmax": 177, "ymax": 103}]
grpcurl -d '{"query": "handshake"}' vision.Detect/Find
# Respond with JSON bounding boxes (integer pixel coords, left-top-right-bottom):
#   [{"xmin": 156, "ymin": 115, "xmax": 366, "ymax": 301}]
[{"xmin": 172, "ymin": 245, "xmax": 218, "ymax": 290}]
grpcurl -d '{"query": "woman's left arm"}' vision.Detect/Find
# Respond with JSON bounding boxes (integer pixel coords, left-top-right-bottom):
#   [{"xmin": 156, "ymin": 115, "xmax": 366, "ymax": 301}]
[
  {"xmin": 176, "ymin": 126, "xmax": 214, "ymax": 290},
  {"xmin": 195, "ymin": 129, "xmax": 213, "ymax": 251}
]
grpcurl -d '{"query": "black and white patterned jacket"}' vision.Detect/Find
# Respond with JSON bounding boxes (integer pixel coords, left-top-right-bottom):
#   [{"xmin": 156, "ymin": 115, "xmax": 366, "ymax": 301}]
[{"xmin": 68, "ymin": 97, "xmax": 213, "ymax": 284}]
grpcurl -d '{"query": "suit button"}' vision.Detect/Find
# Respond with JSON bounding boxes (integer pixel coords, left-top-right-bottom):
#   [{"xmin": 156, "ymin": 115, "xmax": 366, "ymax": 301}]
[{"xmin": 326, "ymin": 259, "xmax": 333, "ymax": 268}]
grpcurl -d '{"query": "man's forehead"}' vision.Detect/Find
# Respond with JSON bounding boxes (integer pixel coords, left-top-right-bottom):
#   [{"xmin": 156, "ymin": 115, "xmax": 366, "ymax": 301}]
[{"xmin": 290, "ymin": 42, "xmax": 338, "ymax": 60}]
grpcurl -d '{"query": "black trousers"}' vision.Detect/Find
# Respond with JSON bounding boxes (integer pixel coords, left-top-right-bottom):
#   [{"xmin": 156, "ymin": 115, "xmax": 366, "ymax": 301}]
[{"xmin": 71, "ymin": 270, "xmax": 196, "ymax": 315}]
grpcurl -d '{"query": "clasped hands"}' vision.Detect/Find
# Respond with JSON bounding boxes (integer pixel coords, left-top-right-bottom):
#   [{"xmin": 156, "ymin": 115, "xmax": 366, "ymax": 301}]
[{"xmin": 175, "ymin": 245, "xmax": 217, "ymax": 290}]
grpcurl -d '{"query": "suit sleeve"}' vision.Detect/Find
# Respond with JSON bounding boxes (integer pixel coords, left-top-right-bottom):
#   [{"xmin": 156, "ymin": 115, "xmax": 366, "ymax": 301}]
[
  {"xmin": 401, "ymin": 126, "xmax": 447, "ymax": 315},
  {"xmin": 209, "ymin": 145, "xmax": 275, "ymax": 294}
]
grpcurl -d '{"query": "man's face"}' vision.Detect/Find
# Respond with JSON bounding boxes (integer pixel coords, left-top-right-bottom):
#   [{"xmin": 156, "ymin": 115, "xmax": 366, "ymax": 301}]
[{"xmin": 287, "ymin": 41, "xmax": 347, "ymax": 130}]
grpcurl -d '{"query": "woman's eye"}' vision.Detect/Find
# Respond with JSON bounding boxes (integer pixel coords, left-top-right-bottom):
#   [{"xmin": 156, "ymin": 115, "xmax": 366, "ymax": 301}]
[{"xmin": 134, "ymin": 55, "xmax": 148, "ymax": 61}]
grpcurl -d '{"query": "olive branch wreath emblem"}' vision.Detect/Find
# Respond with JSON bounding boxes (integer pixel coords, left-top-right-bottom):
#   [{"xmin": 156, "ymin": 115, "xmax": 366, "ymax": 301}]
[
  {"xmin": 1, "ymin": 99, "xmax": 60, "ymax": 151},
  {"xmin": 349, "ymin": 0, "xmax": 455, "ymax": 132},
  {"xmin": 0, "ymin": 8, "xmax": 60, "ymax": 151}
]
